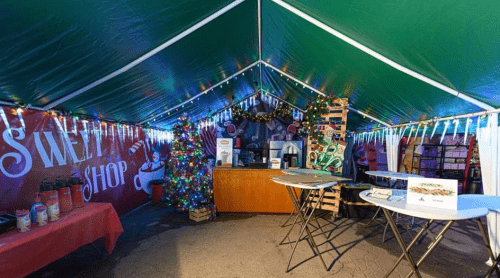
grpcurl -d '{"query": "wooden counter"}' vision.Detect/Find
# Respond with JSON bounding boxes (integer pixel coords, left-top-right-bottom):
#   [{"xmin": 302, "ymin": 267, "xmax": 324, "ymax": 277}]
[{"xmin": 213, "ymin": 168, "xmax": 296, "ymax": 213}]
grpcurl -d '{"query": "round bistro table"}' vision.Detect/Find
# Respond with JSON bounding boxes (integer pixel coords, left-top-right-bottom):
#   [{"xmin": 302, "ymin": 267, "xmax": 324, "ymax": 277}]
[
  {"xmin": 360, "ymin": 189, "xmax": 496, "ymax": 278},
  {"xmin": 272, "ymin": 174, "xmax": 341, "ymax": 272}
]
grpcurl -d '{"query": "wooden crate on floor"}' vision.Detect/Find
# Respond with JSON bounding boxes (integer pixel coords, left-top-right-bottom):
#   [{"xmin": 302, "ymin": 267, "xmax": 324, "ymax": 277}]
[
  {"xmin": 308, "ymin": 185, "xmax": 341, "ymax": 213},
  {"xmin": 189, "ymin": 207, "xmax": 216, "ymax": 222}
]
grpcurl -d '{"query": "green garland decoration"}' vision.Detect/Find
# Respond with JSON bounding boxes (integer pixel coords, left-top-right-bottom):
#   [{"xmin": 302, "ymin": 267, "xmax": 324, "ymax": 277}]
[
  {"xmin": 232, "ymin": 102, "xmax": 292, "ymax": 122},
  {"xmin": 297, "ymin": 95, "xmax": 338, "ymax": 144}
]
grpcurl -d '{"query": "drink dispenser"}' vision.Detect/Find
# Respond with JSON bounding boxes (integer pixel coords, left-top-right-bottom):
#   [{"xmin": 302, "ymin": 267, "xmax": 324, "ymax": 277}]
[
  {"xmin": 55, "ymin": 177, "xmax": 73, "ymax": 213},
  {"xmin": 39, "ymin": 178, "xmax": 59, "ymax": 206},
  {"xmin": 283, "ymin": 145, "xmax": 299, "ymax": 168},
  {"xmin": 69, "ymin": 176, "xmax": 84, "ymax": 208}
]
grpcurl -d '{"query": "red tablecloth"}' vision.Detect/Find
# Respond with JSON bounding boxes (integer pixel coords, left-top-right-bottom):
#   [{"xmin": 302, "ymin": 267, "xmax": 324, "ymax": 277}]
[{"xmin": 0, "ymin": 202, "xmax": 123, "ymax": 278}]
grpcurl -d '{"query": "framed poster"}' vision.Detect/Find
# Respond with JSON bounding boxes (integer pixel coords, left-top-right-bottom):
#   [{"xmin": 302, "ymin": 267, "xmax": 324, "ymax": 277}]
[
  {"xmin": 216, "ymin": 138, "xmax": 233, "ymax": 167},
  {"xmin": 407, "ymin": 177, "xmax": 458, "ymax": 210}
]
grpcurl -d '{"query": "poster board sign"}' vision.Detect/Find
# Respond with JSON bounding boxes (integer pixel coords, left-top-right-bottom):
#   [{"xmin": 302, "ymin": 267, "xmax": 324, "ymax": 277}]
[
  {"xmin": 270, "ymin": 158, "xmax": 281, "ymax": 169},
  {"xmin": 407, "ymin": 177, "xmax": 458, "ymax": 210},
  {"xmin": 216, "ymin": 138, "xmax": 233, "ymax": 167}
]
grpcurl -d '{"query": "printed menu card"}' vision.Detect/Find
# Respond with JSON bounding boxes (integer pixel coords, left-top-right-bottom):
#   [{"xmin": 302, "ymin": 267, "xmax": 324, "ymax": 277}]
[{"xmin": 407, "ymin": 177, "xmax": 457, "ymax": 210}]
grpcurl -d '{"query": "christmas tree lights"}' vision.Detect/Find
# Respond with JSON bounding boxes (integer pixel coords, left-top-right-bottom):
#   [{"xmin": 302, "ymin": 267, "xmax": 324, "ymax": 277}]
[{"xmin": 164, "ymin": 114, "xmax": 213, "ymax": 212}]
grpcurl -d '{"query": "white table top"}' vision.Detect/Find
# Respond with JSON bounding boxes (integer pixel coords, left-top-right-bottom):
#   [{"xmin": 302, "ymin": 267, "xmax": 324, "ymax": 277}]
[
  {"xmin": 359, "ymin": 189, "xmax": 489, "ymax": 220},
  {"xmin": 282, "ymin": 169, "xmax": 331, "ymax": 176},
  {"xmin": 459, "ymin": 194, "xmax": 500, "ymax": 213},
  {"xmin": 365, "ymin": 171, "xmax": 423, "ymax": 180},
  {"xmin": 272, "ymin": 174, "xmax": 338, "ymax": 189}
]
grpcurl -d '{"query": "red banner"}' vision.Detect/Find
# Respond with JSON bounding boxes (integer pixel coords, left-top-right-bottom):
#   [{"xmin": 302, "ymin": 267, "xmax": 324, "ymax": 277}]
[{"xmin": 0, "ymin": 107, "xmax": 169, "ymax": 215}]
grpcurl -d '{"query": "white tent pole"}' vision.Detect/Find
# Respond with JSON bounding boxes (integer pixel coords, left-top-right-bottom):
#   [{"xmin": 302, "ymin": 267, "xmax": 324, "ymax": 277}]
[
  {"xmin": 258, "ymin": 0, "xmax": 263, "ymax": 90},
  {"xmin": 347, "ymin": 107, "xmax": 391, "ymax": 127},
  {"xmin": 138, "ymin": 60, "xmax": 259, "ymax": 125},
  {"xmin": 261, "ymin": 61, "xmax": 325, "ymax": 96},
  {"xmin": 44, "ymin": 0, "xmax": 247, "ymax": 110},
  {"xmin": 261, "ymin": 60, "xmax": 391, "ymax": 127},
  {"xmin": 270, "ymin": 0, "xmax": 495, "ymax": 111},
  {"xmin": 0, "ymin": 101, "xmax": 45, "ymax": 111}
]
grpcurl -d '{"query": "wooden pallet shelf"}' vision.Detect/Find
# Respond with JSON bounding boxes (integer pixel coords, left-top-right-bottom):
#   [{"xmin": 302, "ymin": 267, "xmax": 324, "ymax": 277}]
[
  {"xmin": 306, "ymin": 98, "xmax": 348, "ymax": 171},
  {"xmin": 309, "ymin": 185, "xmax": 341, "ymax": 212}
]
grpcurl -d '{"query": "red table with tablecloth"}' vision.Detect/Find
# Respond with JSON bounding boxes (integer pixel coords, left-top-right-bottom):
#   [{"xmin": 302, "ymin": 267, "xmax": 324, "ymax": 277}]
[{"xmin": 0, "ymin": 202, "xmax": 123, "ymax": 278}]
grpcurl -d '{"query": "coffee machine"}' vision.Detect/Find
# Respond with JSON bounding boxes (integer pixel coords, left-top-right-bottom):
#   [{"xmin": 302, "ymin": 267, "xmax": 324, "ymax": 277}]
[{"xmin": 269, "ymin": 141, "xmax": 303, "ymax": 168}]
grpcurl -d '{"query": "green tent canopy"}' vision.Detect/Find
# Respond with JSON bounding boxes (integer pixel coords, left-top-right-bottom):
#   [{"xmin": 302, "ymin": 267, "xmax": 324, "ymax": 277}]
[{"xmin": 1, "ymin": 0, "xmax": 499, "ymax": 132}]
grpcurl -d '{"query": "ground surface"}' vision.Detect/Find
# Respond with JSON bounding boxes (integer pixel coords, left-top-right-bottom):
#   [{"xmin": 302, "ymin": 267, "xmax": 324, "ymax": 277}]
[{"xmin": 26, "ymin": 203, "xmax": 493, "ymax": 278}]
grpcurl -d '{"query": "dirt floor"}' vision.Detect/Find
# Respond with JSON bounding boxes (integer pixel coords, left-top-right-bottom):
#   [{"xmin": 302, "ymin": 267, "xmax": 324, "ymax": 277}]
[{"xmin": 26, "ymin": 202, "xmax": 494, "ymax": 278}]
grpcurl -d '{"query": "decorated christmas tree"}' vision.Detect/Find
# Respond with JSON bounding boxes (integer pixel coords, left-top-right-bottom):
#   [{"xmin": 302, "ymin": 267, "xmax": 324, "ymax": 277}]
[{"xmin": 164, "ymin": 114, "xmax": 213, "ymax": 211}]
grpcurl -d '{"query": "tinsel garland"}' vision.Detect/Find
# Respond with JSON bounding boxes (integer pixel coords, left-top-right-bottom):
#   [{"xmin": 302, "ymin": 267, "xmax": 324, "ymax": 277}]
[
  {"xmin": 232, "ymin": 102, "xmax": 292, "ymax": 122},
  {"xmin": 297, "ymin": 95, "xmax": 338, "ymax": 144}
]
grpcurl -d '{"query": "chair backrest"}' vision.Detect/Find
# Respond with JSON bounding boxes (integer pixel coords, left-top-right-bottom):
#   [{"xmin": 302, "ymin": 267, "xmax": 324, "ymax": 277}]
[{"xmin": 308, "ymin": 184, "xmax": 342, "ymax": 213}]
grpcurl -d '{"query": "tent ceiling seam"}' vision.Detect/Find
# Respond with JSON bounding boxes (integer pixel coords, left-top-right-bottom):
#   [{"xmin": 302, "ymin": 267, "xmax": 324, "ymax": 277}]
[
  {"xmin": 43, "ymin": 0, "xmax": 247, "ymax": 110},
  {"xmin": 261, "ymin": 61, "xmax": 325, "ymax": 96},
  {"xmin": 138, "ymin": 60, "xmax": 260, "ymax": 125},
  {"xmin": 260, "ymin": 60, "xmax": 391, "ymax": 127},
  {"xmin": 270, "ymin": 0, "xmax": 495, "ymax": 111}
]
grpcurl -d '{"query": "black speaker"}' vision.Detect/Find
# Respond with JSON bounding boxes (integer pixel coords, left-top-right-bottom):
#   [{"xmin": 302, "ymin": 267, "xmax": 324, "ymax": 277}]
[
  {"xmin": 465, "ymin": 166, "xmax": 482, "ymax": 194},
  {"xmin": 465, "ymin": 180, "xmax": 483, "ymax": 194},
  {"xmin": 355, "ymin": 164, "xmax": 369, "ymax": 183}
]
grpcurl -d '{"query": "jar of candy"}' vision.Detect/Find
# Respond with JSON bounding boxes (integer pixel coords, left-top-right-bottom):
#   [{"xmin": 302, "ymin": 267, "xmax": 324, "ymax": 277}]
[
  {"xmin": 35, "ymin": 205, "xmax": 48, "ymax": 226},
  {"xmin": 16, "ymin": 209, "xmax": 31, "ymax": 232},
  {"xmin": 47, "ymin": 199, "xmax": 60, "ymax": 221}
]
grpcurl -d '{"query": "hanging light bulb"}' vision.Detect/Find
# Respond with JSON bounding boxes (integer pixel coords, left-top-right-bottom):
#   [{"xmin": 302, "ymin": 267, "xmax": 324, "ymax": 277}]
[
  {"xmin": 407, "ymin": 125, "xmax": 414, "ymax": 143},
  {"xmin": 464, "ymin": 118, "xmax": 472, "ymax": 144},
  {"xmin": 440, "ymin": 120, "xmax": 450, "ymax": 144},
  {"xmin": 73, "ymin": 116, "xmax": 78, "ymax": 135},
  {"xmin": 414, "ymin": 124, "xmax": 421, "ymax": 142},
  {"xmin": 430, "ymin": 120, "xmax": 439, "ymax": 139},
  {"xmin": 452, "ymin": 119, "xmax": 459, "ymax": 140},
  {"xmin": 0, "ymin": 108, "xmax": 12, "ymax": 137},
  {"xmin": 420, "ymin": 124, "xmax": 427, "ymax": 146},
  {"xmin": 16, "ymin": 108, "xmax": 25, "ymax": 131}
]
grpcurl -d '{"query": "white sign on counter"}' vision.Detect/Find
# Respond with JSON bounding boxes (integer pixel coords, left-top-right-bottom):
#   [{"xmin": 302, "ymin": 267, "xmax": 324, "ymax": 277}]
[
  {"xmin": 407, "ymin": 177, "xmax": 458, "ymax": 210},
  {"xmin": 269, "ymin": 158, "xmax": 281, "ymax": 169},
  {"xmin": 216, "ymin": 138, "xmax": 233, "ymax": 167}
]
